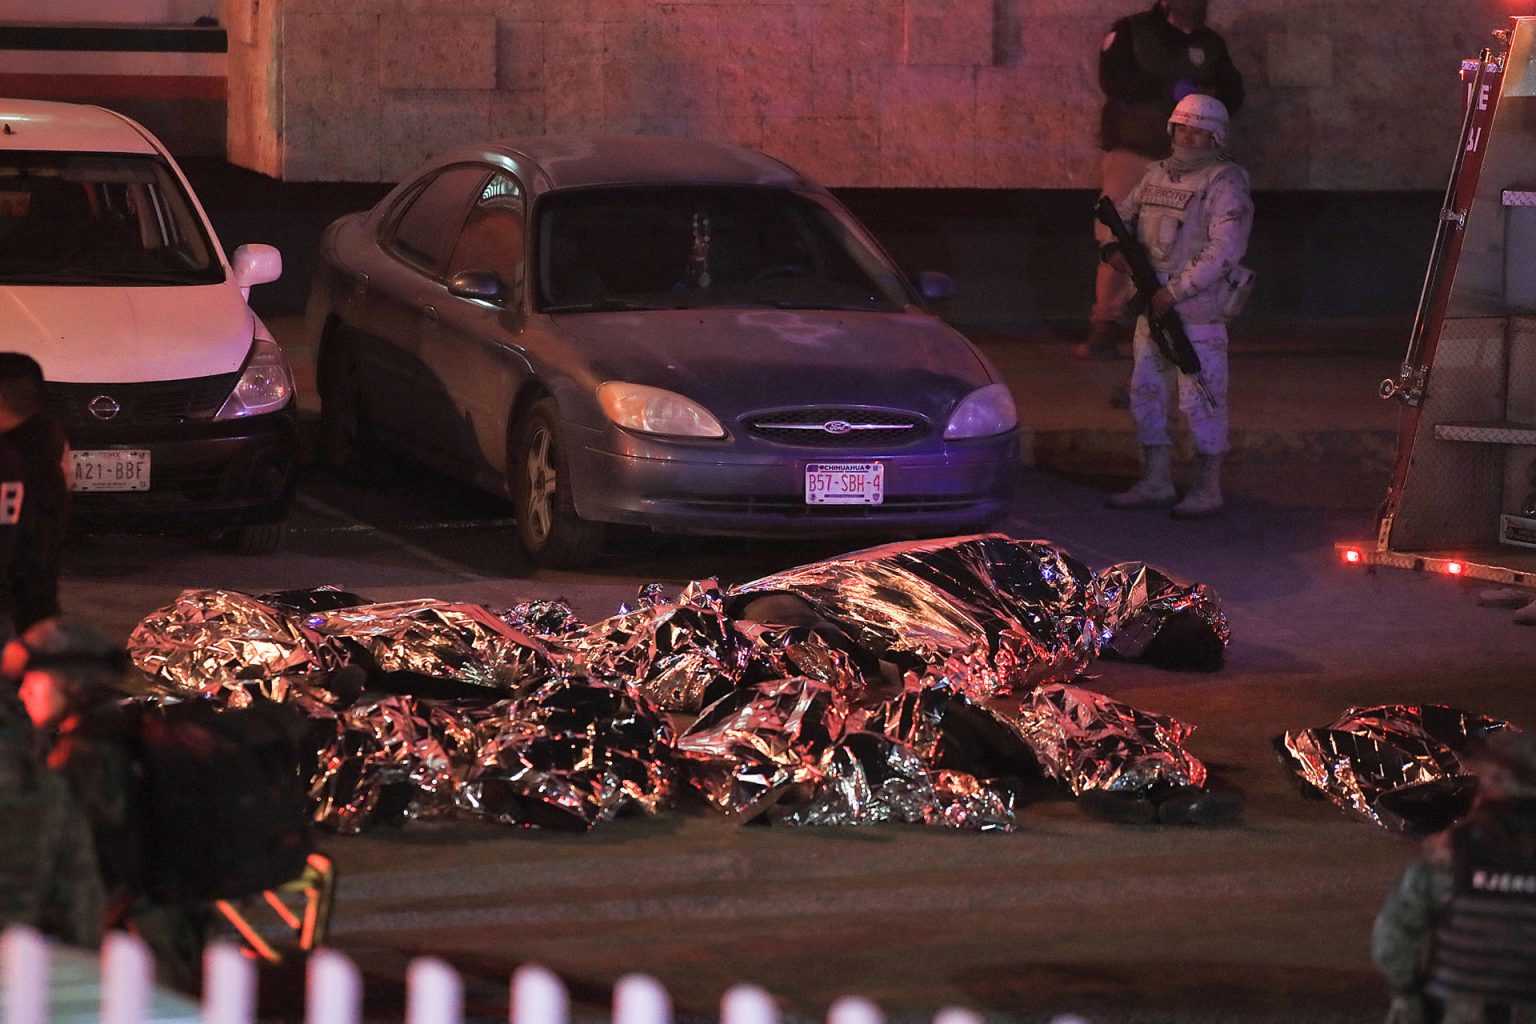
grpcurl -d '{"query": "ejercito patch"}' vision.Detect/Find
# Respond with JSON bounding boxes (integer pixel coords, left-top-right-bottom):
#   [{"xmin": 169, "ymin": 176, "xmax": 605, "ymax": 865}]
[{"xmin": 1143, "ymin": 185, "xmax": 1194, "ymax": 210}]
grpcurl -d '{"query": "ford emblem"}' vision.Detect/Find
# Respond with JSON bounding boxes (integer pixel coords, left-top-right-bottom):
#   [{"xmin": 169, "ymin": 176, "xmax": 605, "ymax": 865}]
[
  {"xmin": 823, "ymin": 420, "xmax": 853, "ymax": 434},
  {"xmin": 88, "ymin": 395, "xmax": 121, "ymax": 421}
]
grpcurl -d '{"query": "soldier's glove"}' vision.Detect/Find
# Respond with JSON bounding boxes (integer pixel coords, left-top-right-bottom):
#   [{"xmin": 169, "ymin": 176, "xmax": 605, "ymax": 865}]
[{"xmin": 1383, "ymin": 994, "xmax": 1426, "ymax": 1024}]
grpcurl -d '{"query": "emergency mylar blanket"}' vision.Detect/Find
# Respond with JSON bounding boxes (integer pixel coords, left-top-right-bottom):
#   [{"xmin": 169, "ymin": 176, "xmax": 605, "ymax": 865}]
[
  {"xmin": 1276, "ymin": 704, "xmax": 1515, "ymax": 835},
  {"xmin": 124, "ymin": 534, "xmax": 1229, "ymax": 832}
]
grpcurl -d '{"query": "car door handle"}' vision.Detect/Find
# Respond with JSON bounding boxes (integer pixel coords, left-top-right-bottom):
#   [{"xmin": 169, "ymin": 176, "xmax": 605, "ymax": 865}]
[
  {"xmin": 351, "ymin": 272, "xmax": 368, "ymax": 295},
  {"xmin": 423, "ymin": 305, "xmax": 439, "ymax": 322}
]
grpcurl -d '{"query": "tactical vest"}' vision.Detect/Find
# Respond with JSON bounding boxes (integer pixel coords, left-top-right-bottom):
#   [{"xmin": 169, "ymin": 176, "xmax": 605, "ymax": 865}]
[{"xmin": 1427, "ymin": 824, "xmax": 1536, "ymax": 1005}]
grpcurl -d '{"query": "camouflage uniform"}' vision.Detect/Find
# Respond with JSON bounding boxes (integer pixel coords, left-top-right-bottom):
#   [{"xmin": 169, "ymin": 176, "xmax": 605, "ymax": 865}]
[
  {"xmin": 1115, "ymin": 152, "xmax": 1252, "ymax": 456},
  {"xmin": 47, "ymin": 700, "xmax": 211, "ymax": 991},
  {"xmin": 1372, "ymin": 797, "xmax": 1536, "ymax": 1024},
  {"xmin": 0, "ymin": 689, "xmax": 105, "ymax": 946}
]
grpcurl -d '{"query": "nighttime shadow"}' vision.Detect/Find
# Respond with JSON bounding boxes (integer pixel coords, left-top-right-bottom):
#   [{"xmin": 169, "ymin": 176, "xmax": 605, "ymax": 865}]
[{"xmin": 952, "ymin": 959, "xmax": 1383, "ymax": 1022}]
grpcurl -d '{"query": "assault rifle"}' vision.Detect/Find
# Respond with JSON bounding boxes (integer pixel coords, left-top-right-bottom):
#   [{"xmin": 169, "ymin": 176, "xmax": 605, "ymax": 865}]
[{"xmin": 1094, "ymin": 195, "xmax": 1216, "ymax": 410}]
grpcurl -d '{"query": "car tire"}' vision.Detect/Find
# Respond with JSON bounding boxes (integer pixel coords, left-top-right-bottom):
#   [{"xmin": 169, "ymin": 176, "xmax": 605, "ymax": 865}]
[
  {"xmin": 319, "ymin": 330, "xmax": 382, "ymax": 474},
  {"xmin": 511, "ymin": 397, "xmax": 604, "ymax": 569},
  {"xmin": 226, "ymin": 520, "xmax": 287, "ymax": 556}
]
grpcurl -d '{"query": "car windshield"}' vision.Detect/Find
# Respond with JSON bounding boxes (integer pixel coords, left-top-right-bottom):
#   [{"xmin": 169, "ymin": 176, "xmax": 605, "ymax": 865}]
[
  {"xmin": 535, "ymin": 186, "xmax": 912, "ymax": 312},
  {"xmin": 0, "ymin": 151, "xmax": 222, "ymax": 285}
]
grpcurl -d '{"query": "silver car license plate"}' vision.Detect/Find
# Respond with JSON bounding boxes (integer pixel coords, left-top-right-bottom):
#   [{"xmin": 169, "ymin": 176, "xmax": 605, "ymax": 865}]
[
  {"xmin": 71, "ymin": 449, "xmax": 151, "ymax": 492},
  {"xmin": 805, "ymin": 462, "xmax": 884, "ymax": 505}
]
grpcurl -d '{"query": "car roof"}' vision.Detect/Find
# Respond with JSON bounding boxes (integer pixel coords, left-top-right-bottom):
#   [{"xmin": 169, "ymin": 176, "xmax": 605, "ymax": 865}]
[
  {"xmin": 0, "ymin": 98, "xmax": 159, "ymax": 154},
  {"xmin": 474, "ymin": 134, "xmax": 813, "ymax": 192}
]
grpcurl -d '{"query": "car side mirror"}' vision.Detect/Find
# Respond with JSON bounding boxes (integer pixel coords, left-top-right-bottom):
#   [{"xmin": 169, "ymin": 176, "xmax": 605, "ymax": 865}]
[
  {"xmin": 913, "ymin": 270, "xmax": 957, "ymax": 302},
  {"xmin": 449, "ymin": 270, "xmax": 507, "ymax": 305},
  {"xmin": 231, "ymin": 243, "xmax": 282, "ymax": 290}
]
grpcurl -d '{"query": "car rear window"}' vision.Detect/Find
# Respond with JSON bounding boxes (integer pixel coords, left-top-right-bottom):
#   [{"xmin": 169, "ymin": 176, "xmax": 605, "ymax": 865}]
[{"xmin": 0, "ymin": 151, "xmax": 222, "ymax": 285}]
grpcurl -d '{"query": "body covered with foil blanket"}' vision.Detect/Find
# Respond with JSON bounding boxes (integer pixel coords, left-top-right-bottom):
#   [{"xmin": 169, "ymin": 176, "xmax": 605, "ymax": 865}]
[
  {"xmin": 1277, "ymin": 704, "xmax": 1515, "ymax": 835},
  {"xmin": 559, "ymin": 579, "xmax": 749, "ymax": 713},
  {"xmin": 984, "ymin": 683, "xmax": 1207, "ymax": 794},
  {"xmin": 675, "ymin": 674, "xmax": 1015, "ymax": 830},
  {"xmin": 127, "ymin": 589, "xmax": 345, "ymax": 705},
  {"xmin": 730, "ymin": 534, "xmax": 1105, "ymax": 699},
  {"xmin": 310, "ymin": 674, "xmax": 672, "ymax": 833},
  {"xmin": 1094, "ymin": 562, "xmax": 1230, "ymax": 669}
]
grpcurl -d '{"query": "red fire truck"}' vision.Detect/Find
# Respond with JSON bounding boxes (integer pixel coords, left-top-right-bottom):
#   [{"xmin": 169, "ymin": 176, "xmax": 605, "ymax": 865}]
[{"xmin": 1340, "ymin": 17, "xmax": 1536, "ymax": 589}]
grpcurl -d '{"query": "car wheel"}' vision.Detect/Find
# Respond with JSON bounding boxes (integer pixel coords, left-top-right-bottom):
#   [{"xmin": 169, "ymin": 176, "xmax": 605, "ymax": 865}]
[
  {"xmin": 511, "ymin": 398, "xmax": 604, "ymax": 568},
  {"xmin": 225, "ymin": 520, "xmax": 287, "ymax": 556},
  {"xmin": 319, "ymin": 331, "xmax": 381, "ymax": 473}
]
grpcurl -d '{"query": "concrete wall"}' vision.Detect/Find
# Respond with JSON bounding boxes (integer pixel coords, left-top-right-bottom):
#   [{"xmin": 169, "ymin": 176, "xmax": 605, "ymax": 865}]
[{"xmin": 227, "ymin": 0, "xmax": 1513, "ymax": 188}]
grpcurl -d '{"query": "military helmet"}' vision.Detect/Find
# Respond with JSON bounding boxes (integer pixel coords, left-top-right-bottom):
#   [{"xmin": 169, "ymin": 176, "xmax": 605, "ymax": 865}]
[{"xmin": 1168, "ymin": 93, "xmax": 1230, "ymax": 147}]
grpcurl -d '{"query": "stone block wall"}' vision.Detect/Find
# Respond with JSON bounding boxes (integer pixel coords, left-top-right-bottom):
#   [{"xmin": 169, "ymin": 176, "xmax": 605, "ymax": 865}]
[{"xmin": 226, "ymin": 0, "xmax": 1512, "ymax": 188}]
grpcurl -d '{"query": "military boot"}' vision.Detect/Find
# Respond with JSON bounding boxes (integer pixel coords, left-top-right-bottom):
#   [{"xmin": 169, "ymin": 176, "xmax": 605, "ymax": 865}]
[
  {"xmin": 1171, "ymin": 454, "xmax": 1224, "ymax": 519},
  {"xmin": 1106, "ymin": 445, "xmax": 1176, "ymax": 509}
]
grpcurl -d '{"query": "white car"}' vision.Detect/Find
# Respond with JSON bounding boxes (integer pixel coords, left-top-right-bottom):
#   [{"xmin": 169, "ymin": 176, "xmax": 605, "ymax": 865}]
[{"xmin": 0, "ymin": 98, "xmax": 296, "ymax": 553}]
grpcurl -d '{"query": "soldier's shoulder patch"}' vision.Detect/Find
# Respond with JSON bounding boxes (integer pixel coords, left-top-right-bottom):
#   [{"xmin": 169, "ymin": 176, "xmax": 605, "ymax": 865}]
[
  {"xmin": 0, "ymin": 480, "xmax": 23, "ymax": 525},
  {"xmin": 1102, "ymin": 30, "xmax": 1117, "ymax": 52}
]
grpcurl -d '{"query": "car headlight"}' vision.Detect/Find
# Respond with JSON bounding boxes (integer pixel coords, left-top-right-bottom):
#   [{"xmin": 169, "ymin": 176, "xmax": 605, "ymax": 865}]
[
  {"xmin": 597, "ymin": 382, "xmax": 725, "ymax": 438},
  {"xmin": 216, "ymin": 338, "xmax": 295, "ymax": 420},
  {"xmin": 943, "ymin": 382, "xmax": 1017, "ymax": 439}
]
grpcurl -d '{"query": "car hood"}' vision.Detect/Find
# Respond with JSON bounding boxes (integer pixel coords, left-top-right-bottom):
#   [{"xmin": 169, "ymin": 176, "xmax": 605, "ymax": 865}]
[
  {"xmin": 0, "ymin": 283, "xmax": 253, "ymax": 383},
  {"xmin": 547, "ymin": 309, "xmax": 993, "ymax": 413}
]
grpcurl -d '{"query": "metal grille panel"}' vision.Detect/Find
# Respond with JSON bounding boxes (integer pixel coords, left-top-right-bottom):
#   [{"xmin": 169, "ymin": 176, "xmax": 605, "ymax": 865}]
[
  {"xmin": 744, "ymin": 407, "xmax": 928, "ymax": 448},
  {"xmin": 45, "ymin": 374, "xmax": 239, "ymax": 428}
]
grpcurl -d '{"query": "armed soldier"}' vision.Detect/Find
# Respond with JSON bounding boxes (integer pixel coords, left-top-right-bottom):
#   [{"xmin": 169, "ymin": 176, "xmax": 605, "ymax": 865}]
[
  {"xmin": 1081, "ymin": 0, "xmax": 1244, "ymax": 360},
  {"xmin": 1100, "ymin": 92, "xmax": 1253, "ymax": 519},
  {"xmin": 1371, "ymin": 729, "xmax": 1536, "ymax": 1024}
]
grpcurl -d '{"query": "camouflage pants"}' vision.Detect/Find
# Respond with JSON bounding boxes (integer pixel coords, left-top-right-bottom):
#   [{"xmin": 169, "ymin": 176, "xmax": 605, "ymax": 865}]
[{"xmin": 1129, "ymin": 318, "xmax": 1230, "ymax": 456}]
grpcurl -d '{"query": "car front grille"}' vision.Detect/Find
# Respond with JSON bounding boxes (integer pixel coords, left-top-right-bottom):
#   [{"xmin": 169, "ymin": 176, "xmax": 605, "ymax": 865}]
[
  {"xmin": 744, "ymin": 407, "xmax": 928, "ymax": 448},
  {"xmin": 45, "ymin": 373, "xmax": 239, "ymax": 429},
  {"xmin": 672, "ymin": 494, "xmax": 983, "ymax": 515}
]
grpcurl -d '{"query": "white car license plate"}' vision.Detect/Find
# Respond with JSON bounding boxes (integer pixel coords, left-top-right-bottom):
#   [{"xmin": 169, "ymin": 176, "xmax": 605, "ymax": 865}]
[
  {"xmin": 805, "ymin": 462, "xmax": 884, "ymax": 505},
  {"xmin": 71, "ymin": 449, "xmax": 151, "ymax": 492}
]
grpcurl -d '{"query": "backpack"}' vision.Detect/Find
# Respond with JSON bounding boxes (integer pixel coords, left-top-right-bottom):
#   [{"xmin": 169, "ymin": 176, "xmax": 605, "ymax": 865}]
[{"xmin": 132, "ymin": 700, "xmax": 313, "ymax": 903}]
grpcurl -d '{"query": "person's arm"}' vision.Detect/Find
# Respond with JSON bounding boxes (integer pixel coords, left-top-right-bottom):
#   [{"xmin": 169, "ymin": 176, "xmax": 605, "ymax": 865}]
[
  {"xmin": 1371, "ymin": 856, "xmax": 1447, "ymax": 996},
  {"xmin": 1100, "ymin": 19, "xmax": 1167, "ymax": 102},
  {"xmin": 1165, "ymin": 166, "xmax": 1253, "ymax": 303}
]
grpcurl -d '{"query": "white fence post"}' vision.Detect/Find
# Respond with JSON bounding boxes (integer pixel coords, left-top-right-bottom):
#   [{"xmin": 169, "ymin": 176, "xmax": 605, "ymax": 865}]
[
  {"xmin": 613, "ymin": 974, "xmax": 671, "ymax": 1024},
  {"xmin": 721, "ymin": 984, "xmax": 776, "ymax": 1024},
  {"xmin": 101, "ymin": 931, "xmax": 153, "ymax": 1024},
  {"xmin": 827, "ymin": 995, "xmax": 883, "ymax": 1024},
  {"xmin": 2, "ymin": 925, "xmax": 51, "ymax": 1024},
  {"xmin": 510, "ymin": 964, "xmax": 568, "ymax": 1024},
  {"xmin": 307, "ymin": 949, "xmax": 362, "ymax": 1024},
  {"xmin": 407, "ymin": 957, "xmax": 463, "ymax": 1024},
  {"xmin": 202, "ymin": 941, "xmax": 257, "ymax": 1024}
]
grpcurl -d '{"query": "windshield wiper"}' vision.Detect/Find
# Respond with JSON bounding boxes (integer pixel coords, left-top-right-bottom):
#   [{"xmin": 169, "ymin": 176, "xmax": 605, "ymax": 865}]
[
  {"xmin": 747, "ymin": 298, "xmax": 888, "ymax": 312},
  {"xmin": 544, "ymin": 298, "xmax": 677, "ymax": 312}
]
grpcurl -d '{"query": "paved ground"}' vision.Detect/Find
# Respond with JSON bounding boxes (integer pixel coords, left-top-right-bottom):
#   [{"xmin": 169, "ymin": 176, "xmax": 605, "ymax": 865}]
[{"xmin": 58, "ymin": 312, "xmax": 1527, "ymax": 1024}]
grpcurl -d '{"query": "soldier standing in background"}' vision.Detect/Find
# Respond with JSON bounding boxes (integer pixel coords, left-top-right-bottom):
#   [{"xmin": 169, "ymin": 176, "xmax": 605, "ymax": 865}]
[
  {"xmin": 1080, "ymin": 0, "xmax": 1245, "ymax": 360},
  {"xmin": 1101, "ymin": 94, "xmax": 1253, "ymax": 519}
]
